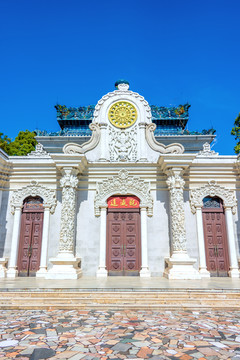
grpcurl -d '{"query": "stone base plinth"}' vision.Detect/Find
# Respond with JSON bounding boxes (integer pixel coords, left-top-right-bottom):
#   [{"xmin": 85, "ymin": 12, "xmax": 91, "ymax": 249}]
[
  {"xmin": 164, "ymin": 254, "xmax": 201, "ymax": 280},
  {"xmin": 140, "ymin": 267, "xmax": 151, "ymax": 277},
  {"xmin": 96, "ymin": 267, "xmax": 108, "ymax": 277},
  {"xmin": 36, "ymin": 267, "xmax": 48, "ymax": 278},
  {"xmin": 46, "ymin": 256, "xmax": 82, "ymax": 279},
  {"xmin": 0, "ymin": 258, "xmax": 8, "ymax": 278},
  {"xmin": 6, "ymin": 267, "xmax": 18, "ymax": 278},
  {"xmin": 228, "ymin": 268, "xmax": 240, "ymax": 278},
  {"xmin": 199, "ymin": 268, "xmax": 210, "ymax": 278}
]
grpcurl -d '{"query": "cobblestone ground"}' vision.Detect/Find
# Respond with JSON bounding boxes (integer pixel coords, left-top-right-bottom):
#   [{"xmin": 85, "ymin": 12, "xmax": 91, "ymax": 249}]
[{"xmin": 0, "ymin": 310, "xmax": 240, "ymax": 360}]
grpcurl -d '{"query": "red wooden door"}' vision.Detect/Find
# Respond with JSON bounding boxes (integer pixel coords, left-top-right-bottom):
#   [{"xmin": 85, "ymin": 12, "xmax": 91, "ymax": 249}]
[
  {"xmin": 17, "ymin": 197, "xmax": 44, "ymax": 277},
  {"xmin": 202, "ymin": 198, "xmax": 229, "ymax": 277},
  {"xmin": 107, "ymin": 210, "xmax": 141, "ymax": 276}
]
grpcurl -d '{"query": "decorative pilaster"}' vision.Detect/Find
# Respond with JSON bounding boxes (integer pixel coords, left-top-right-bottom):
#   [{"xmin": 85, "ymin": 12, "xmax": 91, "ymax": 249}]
[
  {"xmin": 46, "ymin": 168, "xmax": 82, "ymax": 279},
  {"xmin": 96, "ymin": 207, "xmax": 108, "ymax": 277},
  {"xmin": 138, "ymin": 123, "xmax": 147, "ymax": 162},
  {"xmin": 99, "ymin": 123, "xmax": 108, "ymax": 161},
  {"xmin": 164, "ymin": 168, "xmax": 200, "ymax": 279},
  {"xmin": 7, "ymin": 206, "xmax": 22, "ymax": 278},
  {"xmin": 139, "ymin": 207, "xmax": 151, "ymax": 277},
  {"xmin": 195, "ymin": 207, "xmax": 210, "ymax": 277},
  {"xmin": 225, "ymin": 206, "xmax": 239, "ymax": 278},
  {"xmin": 36, "ymin": 207, "xmax": 50, "ymax": 277}
]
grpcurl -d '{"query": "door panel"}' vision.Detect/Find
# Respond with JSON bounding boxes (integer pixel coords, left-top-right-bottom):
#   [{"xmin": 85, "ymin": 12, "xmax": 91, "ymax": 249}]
[
  {"xmin": 18, "ymin": 209, "xmax": 43, "ymax": 277},
  {"xmin": 107, "ymin": 210, "xmax": 141, "ymax": 276},
  {"xmin": 202, "ymin": 207, "xmax": 229, "ymax": 277}
]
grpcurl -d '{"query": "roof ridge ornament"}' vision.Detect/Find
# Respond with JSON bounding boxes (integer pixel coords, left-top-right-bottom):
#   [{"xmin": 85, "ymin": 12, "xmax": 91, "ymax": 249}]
[
  {"xmin": 197, "ymin": 142, "xmax": 218, "ymax": 156},
  {"xmin": 115, "ymin": 79, "xmax": 130, "ymax": 91}
]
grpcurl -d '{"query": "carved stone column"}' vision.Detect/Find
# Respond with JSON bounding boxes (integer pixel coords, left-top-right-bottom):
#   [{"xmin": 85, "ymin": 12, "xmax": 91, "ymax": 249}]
[
  {"xmin": 46, "ymin": 168, "xmax": 82, "ymax": 279},
  {"xmin": 164, "ymin": 168, "xmax": 200, "ymax": 279}
]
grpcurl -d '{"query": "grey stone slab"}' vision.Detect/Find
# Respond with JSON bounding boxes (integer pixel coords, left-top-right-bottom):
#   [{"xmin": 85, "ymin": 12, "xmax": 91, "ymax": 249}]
[
  {"xmin": 30, "ymin": 348, "xmax": 56, "ymax": 360},
  {"xmin": 111, "ymin": 342, "xmax": 133, "ymax": 352}
]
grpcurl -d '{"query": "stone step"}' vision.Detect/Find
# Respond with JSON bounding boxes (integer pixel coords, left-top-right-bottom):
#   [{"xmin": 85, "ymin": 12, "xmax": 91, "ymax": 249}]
[{"xmin": 0, "ymin": 290, "xmax": 240, "ymax": 309}]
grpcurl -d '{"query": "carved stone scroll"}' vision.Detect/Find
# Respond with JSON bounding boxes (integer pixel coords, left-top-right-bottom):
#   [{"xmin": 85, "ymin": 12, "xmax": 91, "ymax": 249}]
[
  {"xmin": 146, "ymin": 123, "xmax": 184, "ymax": 154},
  {"xmin": 63, "ymin": 123, "xmax": 100, "ymax": 154}
]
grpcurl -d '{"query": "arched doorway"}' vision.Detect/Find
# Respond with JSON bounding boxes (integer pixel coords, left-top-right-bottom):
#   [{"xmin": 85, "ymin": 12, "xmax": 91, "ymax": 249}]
[
  {"xmin": 17, "ymin": 196, "xmax": 44, "ymax": 276},
  {"xmin": 107, "ymin": 196, "xmax": 141, "ymax": 276},
  {"xmin": 202, "ymin": 196, "xmax": 230, "ymax": 277}
]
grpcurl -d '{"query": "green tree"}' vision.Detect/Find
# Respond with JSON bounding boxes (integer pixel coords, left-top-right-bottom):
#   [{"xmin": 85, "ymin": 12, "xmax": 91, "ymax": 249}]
[
  {"xmin": 0, "ymin": 130, "xmax": 37, "ymax": 156},
  {"xmin": 231, "ymin": 113, "xmax": 240, "ymax": 154},
  {"xmin": 0, "ymin": 132, "xmax": 11, "ymax": 153}
]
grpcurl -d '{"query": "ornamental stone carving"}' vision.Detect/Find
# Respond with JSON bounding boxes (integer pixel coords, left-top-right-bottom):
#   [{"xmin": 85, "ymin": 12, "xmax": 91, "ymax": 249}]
[
  {"xmin": 93, "ymin": 90, "xmax": 152, "ymax": 123},
  {"xmin": 197, "ymin": 142, "xmax": 218, "ymax": 156},
  {"xmin": 27, "ymin": 143, "xmax": 50, "ymax": 157},
  {"xmin": 94, "ymin": 169, "xmax": 153, "ymax": 216},
  {"xmin": 59, "ymin": 169, "xmax": 79, "ymax": 253},
  {"xmin": 190, "ymin": 180, "xmax": 237, "ymax": 214},
  {"xmin": 109, "ymin": 126, "xmax": 137, "ymax": 162},
  {"xmin": 63, "ymin": 123, "xmax": 100, "ymax": 154},
  {"xmin": 146, "ymin": 123, "xmax": 185, "ymax": 154},
  {"xmin": 10, "ymin": 180, "xmax": 56, "ymax": 215},
  {"xmin": 166, "ymin": 172, "xmax": 187, "ymax": 252}
]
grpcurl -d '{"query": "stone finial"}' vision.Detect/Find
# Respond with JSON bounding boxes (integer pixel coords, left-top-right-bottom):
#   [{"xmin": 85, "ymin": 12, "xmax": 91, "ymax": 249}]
[{"xmin": 115, "ymin": 79, "xmax": 129, "ymax": 91}]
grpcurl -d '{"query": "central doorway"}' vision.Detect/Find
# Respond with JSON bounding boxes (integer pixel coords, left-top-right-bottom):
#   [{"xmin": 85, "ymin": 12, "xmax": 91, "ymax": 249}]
[
  {"xmin": 107, "ymin": 196, "xmax": 141, "ymax": 276},
  {"xmin": 17, "ymin": 196, "xmax": 44, "ymax": 277}
]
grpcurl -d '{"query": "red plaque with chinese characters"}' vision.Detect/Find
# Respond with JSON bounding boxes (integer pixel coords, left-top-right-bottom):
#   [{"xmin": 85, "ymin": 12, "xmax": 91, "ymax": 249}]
[{"xmin": 107, "ymin": 196, "xmax": 140, "ymax": 209}]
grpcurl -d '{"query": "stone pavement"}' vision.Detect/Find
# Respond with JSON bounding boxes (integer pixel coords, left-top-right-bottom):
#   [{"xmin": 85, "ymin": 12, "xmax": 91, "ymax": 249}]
[{"xmin": 0, "ymin": 310, "xmax": 240, "ymax": 359}]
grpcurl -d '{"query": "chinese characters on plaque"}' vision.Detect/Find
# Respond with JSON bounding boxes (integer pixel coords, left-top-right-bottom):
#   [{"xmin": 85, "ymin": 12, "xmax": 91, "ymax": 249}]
[{"xmin": 107, "ymin": 196, "xmax": 140, "ymax": 209}]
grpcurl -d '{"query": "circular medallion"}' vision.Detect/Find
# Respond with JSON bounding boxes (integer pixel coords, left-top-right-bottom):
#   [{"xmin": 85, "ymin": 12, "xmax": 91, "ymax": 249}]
[{"xmin": 108, "ymin": 101, "xmax": 137, "ymax": 128}]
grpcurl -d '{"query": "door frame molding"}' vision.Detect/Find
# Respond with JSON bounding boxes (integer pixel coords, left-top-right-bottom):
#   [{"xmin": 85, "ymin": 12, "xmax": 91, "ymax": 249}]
[
  {"xmin": 190, "ymin": 180, "xmax": 239, "ymax": 278},
  {"xmin": 17, "ymin": 199, "xmax": 44, "ymax": 276},
  {"xmin": 7, "ymin": 181, "xmax": 57, "ymax": 278},
  {"xmin": 202, "ymin": 202, "xmax": 230, "ymax": 276}
]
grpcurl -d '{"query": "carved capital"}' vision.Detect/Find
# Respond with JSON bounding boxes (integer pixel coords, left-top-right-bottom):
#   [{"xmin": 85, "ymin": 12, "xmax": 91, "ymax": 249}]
[
  {"xmin": 166, "ymin": 170, "xmax": 185, "ymax": 190},
  {"xmin": 60, "ymin": 168, "xmax": 79, "ymax": 189}
]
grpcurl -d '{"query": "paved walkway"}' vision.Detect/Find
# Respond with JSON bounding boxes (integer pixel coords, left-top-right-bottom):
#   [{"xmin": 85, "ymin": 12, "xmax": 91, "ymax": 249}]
[
  {"xmin": 0, "ymin": 309, "xmax": 240, "ymax": 359},
  {"xmin": 1, "ymin": 277, "xmax": 240, "ymax": 292}
]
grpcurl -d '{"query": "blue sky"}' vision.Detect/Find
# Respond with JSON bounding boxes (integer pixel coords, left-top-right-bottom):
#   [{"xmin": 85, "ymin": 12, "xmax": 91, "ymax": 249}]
[{"xmin": 0, "ymin": 0, "xmax": 239, "ymax": 154}]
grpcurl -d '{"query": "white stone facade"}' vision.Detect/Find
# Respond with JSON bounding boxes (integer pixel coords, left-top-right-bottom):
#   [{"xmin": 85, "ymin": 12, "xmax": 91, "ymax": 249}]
[{"xmin": 0, "ymin": 83, "xmax": 239, "ymax": 280}]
